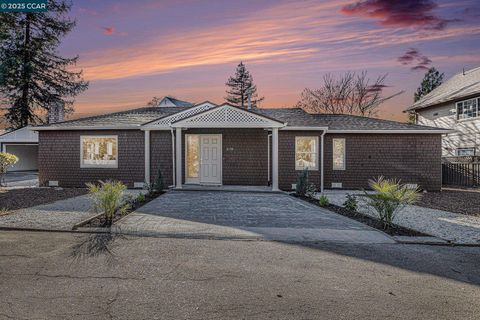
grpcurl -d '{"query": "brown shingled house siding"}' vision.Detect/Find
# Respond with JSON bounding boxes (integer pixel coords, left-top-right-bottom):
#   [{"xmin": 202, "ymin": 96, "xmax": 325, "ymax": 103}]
[
  {"xmin": 278, "ymin": 131, "xmax": 324, "ymax": 190},
  {"xmin": 278, "ymin": 131, "xmax": 442, "ymax": 191},
  {"xmin": 150, "ymin": 131, "xmax": 174, "ymax": 186},
  {"xmin": 181, "ymin": 129, "xmax": 269, "ymax": 186},
  {"xmin": 38, "ymin": 130, "xmax": 145, "ymax": 188},
  {"xmin": 323, "ymin": 133, "xmax": 442, "ymax": 191}
]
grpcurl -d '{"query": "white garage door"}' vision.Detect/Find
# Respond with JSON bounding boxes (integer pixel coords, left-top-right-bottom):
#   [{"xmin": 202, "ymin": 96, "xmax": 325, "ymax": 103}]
[{"xmin": 5, "ymin": 144, "xmax": 38, "ymax": 171}]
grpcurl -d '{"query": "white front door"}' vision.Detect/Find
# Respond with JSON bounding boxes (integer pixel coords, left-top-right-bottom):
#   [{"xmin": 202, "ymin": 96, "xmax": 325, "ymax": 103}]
[{"xmin": 200, "ymin": 135, "xmax": 222, "ymax": 185}]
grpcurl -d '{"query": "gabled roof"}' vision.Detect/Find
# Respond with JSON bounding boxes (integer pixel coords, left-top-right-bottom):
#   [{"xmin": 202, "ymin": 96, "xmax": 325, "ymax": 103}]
[
  {"xmin": 406, "ymin": 66, "xmax": 480, "ymax": 112},
  {"xmin": 170, "ymin": 104, "xmax": 285, "ymax": 128},
  {"xmin": 142, "ymin": 101, "xmax": 217, "ymax": 129},
  {"xmin": 161, "ymin": 96, "xmax": 194, "ymax": 107}
]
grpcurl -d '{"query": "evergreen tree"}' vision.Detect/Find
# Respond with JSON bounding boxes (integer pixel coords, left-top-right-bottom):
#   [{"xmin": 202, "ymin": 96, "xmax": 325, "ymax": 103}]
[
  {"xmin": 0, "ymin": 1, "xmax": 88, "ymax": 128},
  {"xmin": 225, "ymin": 62, "xmax": 263, "ymax": 108},
  {"xmin": 408, "ymin": 67, "xmax": 444, "ymax": 124},
  {"xmin": 414, "ymin": 67, "xmax": 444, "ymax": 102}
]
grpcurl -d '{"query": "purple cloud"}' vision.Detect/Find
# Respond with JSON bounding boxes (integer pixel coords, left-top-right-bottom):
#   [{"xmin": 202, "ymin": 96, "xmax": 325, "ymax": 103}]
[
  {"xmin": 398, "ymin": 48, "xmax": 432, "ymax": 71},
  {"xmin": 341, "ymin": 0, "xmax": 454, "ymax": 30}
]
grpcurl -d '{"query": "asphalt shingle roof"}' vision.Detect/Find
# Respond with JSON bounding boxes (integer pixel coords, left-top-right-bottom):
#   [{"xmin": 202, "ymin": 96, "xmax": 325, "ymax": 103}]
[
  {"xmin": 35, "ymin": 104, "xmax": 443, "ymax": 132},
  {"xmin": 256, "ymin": 108, "xmax": 441, "ymax": 131},
  {"xmin": 166, "ymin": 97, "xmax": 194, "ymax": 107},
  {"xmin": 406, "ymin": 66, "xmax": 480, "ymax": 111},
  {"xmin": 37, "ymin": 106, "xmax": 190, "ymax": 128}
]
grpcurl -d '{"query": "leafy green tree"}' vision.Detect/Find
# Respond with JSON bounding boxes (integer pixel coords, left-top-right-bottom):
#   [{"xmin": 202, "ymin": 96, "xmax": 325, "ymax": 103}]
[
  {"xmin": 0, "ymin": 1, "xmax": 88, "ymax": 128},
  {"xmin": 414, "ymin": 67, "xmax": 444, "ymax": 102},
  {"xmin": 225, "ymin": 62, "xmax": 263, "ymax": 108}
]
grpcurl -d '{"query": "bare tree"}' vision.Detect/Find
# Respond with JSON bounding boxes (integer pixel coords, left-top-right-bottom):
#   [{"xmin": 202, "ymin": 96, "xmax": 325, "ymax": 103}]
[
  {"xmin": 147, "ymin": 96, "xmax": 162, "ymax": 107},
  {"xmin": 296, "ymin": 71, "xmax": 403, "ymax": 117}
]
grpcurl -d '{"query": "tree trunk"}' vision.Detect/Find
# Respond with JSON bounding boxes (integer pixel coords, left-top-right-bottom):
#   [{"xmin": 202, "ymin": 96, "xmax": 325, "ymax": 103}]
[{"xmin": 20, "ymin": 13, "xmax": 32, "ymax": 127}]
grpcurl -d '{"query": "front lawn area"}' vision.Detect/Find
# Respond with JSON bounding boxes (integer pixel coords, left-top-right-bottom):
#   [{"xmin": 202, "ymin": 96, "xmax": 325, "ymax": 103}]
[
  {"xmin": 0, "ymin": 187, "xmax": 88, "ymax": 214},
  {"xmin": 416, "ymin": 187, "xmax": 480, "ymax": 216}
]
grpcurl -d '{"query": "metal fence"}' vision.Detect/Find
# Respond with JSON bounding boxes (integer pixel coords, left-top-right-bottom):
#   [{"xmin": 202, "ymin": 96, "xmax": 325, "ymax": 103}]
[{"xmin": 442, "ymin": 162, "xmax": 480, "ymax": 187}]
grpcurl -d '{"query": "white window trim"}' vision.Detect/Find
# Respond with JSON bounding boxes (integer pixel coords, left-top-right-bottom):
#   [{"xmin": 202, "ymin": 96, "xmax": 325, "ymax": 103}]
[
  {"xmin": 456, "ymin": 147, "xmax": 475, "ymax": 156},
  {"xmin": 333, "ymin": 138, "xmax": 346, "ymax": 171},
  {"xmin": 295, "ymin": 136, "xmax": 319, "ymax": 171},
  {"xmin": 80, "ymin": 135, "xmax": 118, "ymax": 169},
  {"xmin": 456, "ymin": 97, "xmax": 479, "ymax": 121}
]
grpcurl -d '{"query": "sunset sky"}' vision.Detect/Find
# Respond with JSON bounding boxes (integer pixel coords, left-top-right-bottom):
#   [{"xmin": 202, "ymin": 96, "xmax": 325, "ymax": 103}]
[{"xmin": 61, "ymin": 0, "xmax": 480, "ymax": 121}]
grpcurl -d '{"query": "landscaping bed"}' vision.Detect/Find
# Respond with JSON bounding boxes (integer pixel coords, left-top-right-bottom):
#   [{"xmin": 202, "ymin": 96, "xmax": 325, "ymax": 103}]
[
  {"xmin": 80, "ymin": 191, "xmax": 165, "ymax": 228},
  {"xmin": 0, "ymin": 187, "xmax": 88, "ymax": 214},
  {"xmin": 293, "ymin": 194, "xmax": 428, "ymax": 237},
  {"xmin": 416, "ymin": 187, "xmax": 480, "ymax": 216}
]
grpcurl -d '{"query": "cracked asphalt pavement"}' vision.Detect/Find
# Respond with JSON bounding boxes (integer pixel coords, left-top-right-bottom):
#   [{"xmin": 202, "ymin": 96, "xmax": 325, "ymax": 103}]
[{"xmin": 0, "ymin": 231, "xmax": 479, "ymax": 319}]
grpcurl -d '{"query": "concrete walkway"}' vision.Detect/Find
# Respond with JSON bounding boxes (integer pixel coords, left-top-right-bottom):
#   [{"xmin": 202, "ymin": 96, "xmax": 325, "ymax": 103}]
[
  {"xmin": 321, "ymin": 190, "xmax": 480, "ymax": 245},
  {"xmin": 0, "ymin": 190, "xmax": 141, "ymax": 231},
  {"xmin": 116, "ymin": 191, "xmax": 395, "ymax": 243}
]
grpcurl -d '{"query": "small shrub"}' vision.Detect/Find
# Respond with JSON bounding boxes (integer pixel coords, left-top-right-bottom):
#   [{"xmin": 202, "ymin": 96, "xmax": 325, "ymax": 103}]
[
  {"xmin": 0, "ymin": 152, "xmax": 19, "ymax": 186},
  {"xmin": 153, "ymin": 167, "xmax": 165, "ymax": 193},
  {"xmin": 364, "ymin": 176, "xmax": 420, "ymax": 229},
  {"xmin": 343, "ymin": 194, "xmax": 358, "ymax": 211},
  {"xmin": 305, "ymin": 183, "xmax": 317, "ymax": 198},
  {"xmin": 318, "ymin": 195, "xmax": 329, "ymax": 207},
  {"xmin": 86, "ymin": 180, "xmax": 130, "ymax": 226},
  {"xmin": 137, "ymin": 192, "xmax": 146, "ymax": 202},
  {"xmin": 295, "ymin": 169, "xmax": 309, "ymax": 196},
  {"xmin": 295, "ymin": 169, "xmax": 317, "ymax": 198}
]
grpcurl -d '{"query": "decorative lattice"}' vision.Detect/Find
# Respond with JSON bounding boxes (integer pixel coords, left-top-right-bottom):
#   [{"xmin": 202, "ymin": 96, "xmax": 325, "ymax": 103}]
[
  {"xmin": 183, "ymin": 106, "xmax": 270, "ymax": 125},
  {"xmin": 149, "ymin": 103, "xmax": 215, "ymax": 126}
]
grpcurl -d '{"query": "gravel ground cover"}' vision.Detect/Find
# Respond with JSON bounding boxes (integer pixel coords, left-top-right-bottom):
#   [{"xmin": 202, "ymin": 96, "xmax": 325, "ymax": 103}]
[
  {"xmin": 0, "ymin": 187, "xmax": 87, "ymax": 213},
  {"xmin": 318, "ymin": 190, "xmax": 480, "ymax": 244},
  {"xmin": 417, "ymin": 187, "xmax": 480, "ymax": 216}
]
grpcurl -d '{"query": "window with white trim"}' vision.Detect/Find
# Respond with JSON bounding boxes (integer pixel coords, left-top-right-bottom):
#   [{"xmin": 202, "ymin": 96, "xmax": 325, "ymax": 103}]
[
  {"xmin": 456, "ymin": 97, "xmax": 479, "ymax": 120},
  {"xmin": 80, "ymin": 136, "xmax": 118, "ymax": 168},
  {"xmin": 333, "ymin": 138, "xmax": 346, "ymax": 170},
  {"xmin": 295, "ymin": 136, "xmax": 318, "ymax": 170},
  {"xmin": 456, "ymin": 147, "xmax": 475, "ymax": 156}
]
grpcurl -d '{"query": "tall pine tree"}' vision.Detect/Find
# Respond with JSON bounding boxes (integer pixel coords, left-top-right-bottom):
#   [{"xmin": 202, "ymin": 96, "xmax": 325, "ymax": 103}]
[
  {"xmin": 225, "ymin": 62, "xmax": 263, "ymax": 108},
  {"xmin": 408, "ymin": 67, "xmax": 444, "ymax": 123},
  {"xmin": 0, "ymin": 1, "xmax": 88, "ymax": 128}
]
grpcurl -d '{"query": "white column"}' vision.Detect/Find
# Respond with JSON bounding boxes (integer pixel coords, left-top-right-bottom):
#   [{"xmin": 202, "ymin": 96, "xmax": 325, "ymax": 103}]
[
  {"xmin": 144, "ymin": 130, "xmax": 150, "ymax": 186},
  {"xmin": 272, "ymin": 128, "xmax": 279, "ymax": 191},
  {"xmin": 320, "ymin": 131, "xmax": 325, "ymax": 193},
  {"xmin": 175, "ymin": 127, "xmax": 183, "ymax": 189}
]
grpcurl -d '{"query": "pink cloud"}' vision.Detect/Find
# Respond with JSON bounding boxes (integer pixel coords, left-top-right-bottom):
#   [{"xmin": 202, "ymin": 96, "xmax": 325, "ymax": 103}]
[
  {"xmin": 341, "ymin": 0, "xmax": 455, "ymax": 30},
  {"xmin": 101, "ymin": 27, "xmax": 128, "ymax": 37}
]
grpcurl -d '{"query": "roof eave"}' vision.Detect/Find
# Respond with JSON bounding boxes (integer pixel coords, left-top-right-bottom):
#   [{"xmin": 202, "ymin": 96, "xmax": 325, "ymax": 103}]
[{"xmin": 31, "ymin": 125, "xmax": 142, "ymax": 131}]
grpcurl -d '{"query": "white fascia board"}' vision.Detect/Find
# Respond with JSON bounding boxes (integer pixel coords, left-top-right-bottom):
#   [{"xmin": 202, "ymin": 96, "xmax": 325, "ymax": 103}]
[
  {"xmin": 31, "ymin": 125, "xmax": 141, "ymax": 131},
  {"xmin": 0, "ymin": 140, "xmax": 38, "ymax": 143},
  {"xmin": 326, "ymin": 129, "xmax": 454, "ymax": 134},
  {"xmin": 141, "ymin": 126, "xmax": 171, "ymax": 131},
  {"xmin": 170, "ymin": 122, "xmax": 284, "ymax": 128},
  {"xmin": 281, "ymin": 126, "xmax": 329, "ymax": 131}
]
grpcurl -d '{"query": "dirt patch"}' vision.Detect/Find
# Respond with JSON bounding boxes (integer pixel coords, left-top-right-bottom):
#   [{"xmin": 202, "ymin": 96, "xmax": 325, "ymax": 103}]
[
  {"xmin": 292, "ymin": 194, "xmax": 428, "ymax": 237},
  {"xmin": 416, "ymin": 187, "xmax": 480, "ymax": 216},
  {"xmin": 0, "ymin": 187, "xmax": 88, "ymax": 212}
]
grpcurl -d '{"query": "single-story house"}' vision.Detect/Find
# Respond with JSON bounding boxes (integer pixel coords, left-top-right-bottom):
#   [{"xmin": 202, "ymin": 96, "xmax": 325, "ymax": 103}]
[
  {"xmin": 31, "ymin": 102, "xmax": 450, "ymax": 191},
  {"xmin": 0, "ymin": 126, "xmax": 39, "ymax": 171}
]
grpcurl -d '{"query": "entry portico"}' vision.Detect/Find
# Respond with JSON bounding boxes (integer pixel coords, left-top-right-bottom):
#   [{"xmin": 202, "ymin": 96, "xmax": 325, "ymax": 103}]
[{"xmin": 159, "ymin": 104, "xmax": 285, "ymax": 191}]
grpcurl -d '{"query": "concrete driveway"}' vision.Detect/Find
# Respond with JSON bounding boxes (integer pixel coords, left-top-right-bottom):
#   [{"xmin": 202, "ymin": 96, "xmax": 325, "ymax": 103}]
[
  {"xmin": 116, "ymin": 191, "xmax": 394, "ymax": 243},
  {"xmin": 3, "ymin": 171, "xmax": 38, "ymax": 187}
]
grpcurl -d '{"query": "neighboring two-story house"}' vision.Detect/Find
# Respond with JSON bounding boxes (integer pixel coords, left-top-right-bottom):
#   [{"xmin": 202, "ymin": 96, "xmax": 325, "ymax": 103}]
[{"xmin": 406, "ymin": 67, "xmax": 480, "ymax": 156}]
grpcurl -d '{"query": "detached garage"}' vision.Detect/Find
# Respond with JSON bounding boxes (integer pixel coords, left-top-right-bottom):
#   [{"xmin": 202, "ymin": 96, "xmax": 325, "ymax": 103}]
[{"xmin": 0, "ymin": 126, "xmax": 38, "ymax": 172}]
